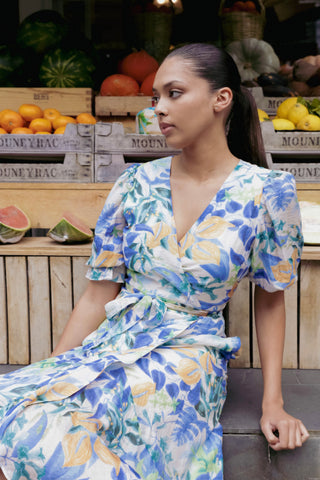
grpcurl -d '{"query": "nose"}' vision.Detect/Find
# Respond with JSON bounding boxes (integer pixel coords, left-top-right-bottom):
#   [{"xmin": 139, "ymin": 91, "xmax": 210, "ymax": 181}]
[{"xmin": 154, "ymin": 97, "xmax": 168, "ymax": 117}]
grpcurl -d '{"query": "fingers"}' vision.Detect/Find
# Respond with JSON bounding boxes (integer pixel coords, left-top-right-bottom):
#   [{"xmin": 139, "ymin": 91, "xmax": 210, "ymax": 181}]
[{"xmin": 267, "ymin": 419, "xmax": 309, "ymax": 451}]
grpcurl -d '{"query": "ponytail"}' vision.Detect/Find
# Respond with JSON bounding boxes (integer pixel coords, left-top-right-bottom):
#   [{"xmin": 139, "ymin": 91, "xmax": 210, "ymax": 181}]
[{"xmin": 227, "ymin": 87, "xmax": 268, "ymax": 168}]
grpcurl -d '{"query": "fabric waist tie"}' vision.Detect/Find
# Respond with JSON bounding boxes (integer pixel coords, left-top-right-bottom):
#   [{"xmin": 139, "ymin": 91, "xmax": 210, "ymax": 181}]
[{"xmin": 164, "ymin": 301, "xmax": 208, "ymax": 317}]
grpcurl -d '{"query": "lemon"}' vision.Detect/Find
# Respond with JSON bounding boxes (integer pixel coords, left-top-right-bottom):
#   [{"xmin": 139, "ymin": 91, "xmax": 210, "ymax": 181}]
[
  {"xmin": 276, "ymin": 97, "xmax": 298, "ymax": 119},
  {"xmin": 287, "ymin": 103, "xmax": 309, "ymax": 125},
  {"xmin": 272, "ymin": 118, "xmax": 295, "ymax": 130},
  {"xmin": 257, "ymin": 108, "xmax": 269, "ymax": 122},
  {"xmin": 296, "ymin": 114, "xmax": 320, "ymax": 131}
]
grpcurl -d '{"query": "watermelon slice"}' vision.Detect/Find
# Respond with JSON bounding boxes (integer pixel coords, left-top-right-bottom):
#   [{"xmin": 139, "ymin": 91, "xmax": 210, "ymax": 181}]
[
  {"xmin": 0, "ymin": 205, "xmax": 31, "ymax": 244},
  {"xmin": 47, "ymin": 212, "xmax": 93, "ymax": 244}
]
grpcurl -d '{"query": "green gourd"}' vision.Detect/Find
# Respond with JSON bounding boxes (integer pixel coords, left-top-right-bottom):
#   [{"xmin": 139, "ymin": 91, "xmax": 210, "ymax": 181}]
[{"xmin": 225, "ymin": 38, "xmax": 280, "ymax": 82}]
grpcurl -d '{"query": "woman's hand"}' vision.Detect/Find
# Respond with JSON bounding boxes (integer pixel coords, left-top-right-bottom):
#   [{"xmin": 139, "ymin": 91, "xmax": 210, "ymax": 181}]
[{"xmin": 260, "ymin": 404, "xmax": 309, "ymax": 451}]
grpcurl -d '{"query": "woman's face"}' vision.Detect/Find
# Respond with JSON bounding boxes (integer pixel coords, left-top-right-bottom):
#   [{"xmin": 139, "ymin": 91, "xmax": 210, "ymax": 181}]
[{"xmin": 152, "ymin": 56, "xmax": 219, "ymax": 150}]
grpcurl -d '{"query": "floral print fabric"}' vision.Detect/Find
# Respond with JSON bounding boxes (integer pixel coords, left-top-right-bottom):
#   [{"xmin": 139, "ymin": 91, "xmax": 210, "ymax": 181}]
[{"xmin": 0, "ymin": 158, "xmax": 303, "ymax": 479}]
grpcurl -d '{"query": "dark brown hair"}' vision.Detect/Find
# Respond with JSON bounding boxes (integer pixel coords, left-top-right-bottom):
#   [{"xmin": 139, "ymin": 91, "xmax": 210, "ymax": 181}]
[{"xmin": 165, "ymin": 43, "xmax": 267, "ymax": 168}]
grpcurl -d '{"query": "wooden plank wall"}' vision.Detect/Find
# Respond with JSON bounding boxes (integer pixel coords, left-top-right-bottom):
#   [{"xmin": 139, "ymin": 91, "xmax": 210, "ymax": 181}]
[{"xmin": 0, "ymin": 255, "xmax": 89, "ymax": 365}]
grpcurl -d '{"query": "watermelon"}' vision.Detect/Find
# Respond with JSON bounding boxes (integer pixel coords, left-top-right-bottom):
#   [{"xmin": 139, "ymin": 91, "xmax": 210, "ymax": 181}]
[
  {"xmin": 0, "ymin": 44, "xmax": 25, "ymax": 86},
  {"xmin": 16, "ymin": 9, "xmax": 68, "ymax": 55},
  {"xmin": 47, "ymin": 212, "xmax": 93, "ymax": 244},
  {"xmin": 0, "ymin": 206, "xmax": 31, "ymax": 244},
  {"xmin": 39, "ymin": 48, "xmax": 96, "ymax": 88}
]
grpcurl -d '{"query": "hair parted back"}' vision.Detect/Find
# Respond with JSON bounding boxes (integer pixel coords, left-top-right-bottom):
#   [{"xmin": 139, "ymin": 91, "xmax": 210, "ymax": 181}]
[{"xmin": 165, "ymin": 43, "xmax": 267, "ymax": 168}]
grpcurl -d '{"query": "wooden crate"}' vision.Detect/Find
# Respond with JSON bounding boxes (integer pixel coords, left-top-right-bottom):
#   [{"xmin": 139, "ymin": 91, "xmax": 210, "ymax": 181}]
[
  {"xmin": 250, "ymin": 87, "xmax": 319, "ymax": 116},
  {"xmin": 94, "ymin": 122, "xmax": 179, "ymax": 182},
  {"xmin": 0, "ymin": 182, "xmax": 111, "ymax": 364},
  {"xmin": 0, "ymin": 88, "xmax": 93, "ymax": 116},
  {"xmin": 0, "ymin": 123, "xmax": 94, "ymax": 182},
  {"xmin": 95, "ymin": 96, "xmax": 153, "ymax": 133},
  {"xmin": 261, "ymin": 121, "xmax": 320, "ymax": 183}
]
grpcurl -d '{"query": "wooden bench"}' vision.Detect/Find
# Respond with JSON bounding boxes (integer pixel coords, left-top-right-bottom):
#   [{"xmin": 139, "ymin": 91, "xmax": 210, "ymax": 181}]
[{"xmin": 0, "ymin": 182, "xmax": 319, "ymax": 368}]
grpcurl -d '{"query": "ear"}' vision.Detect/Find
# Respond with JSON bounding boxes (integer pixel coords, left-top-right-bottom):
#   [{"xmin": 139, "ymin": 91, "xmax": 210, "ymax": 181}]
[{"xmin": 212, "ymin": 87, "xmax": 233, "ymax": 112}]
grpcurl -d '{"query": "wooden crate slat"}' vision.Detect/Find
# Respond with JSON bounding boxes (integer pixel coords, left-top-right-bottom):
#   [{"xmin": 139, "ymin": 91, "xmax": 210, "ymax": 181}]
[
  {"xmin": 50, "ymin": 257, "xmax": 73, "ymax": 351},
  {"xmin": 28, "ymin": 257, "xmax": 52, "ymax": 363},
  {"xmin": 95, "ymin": 96, "xmax": 152, "ymax": 116},
  {"xmin": 228, "ymin": 278, "xmax": 251, "ymax": 368},
  {"xmin": 0, "ymin": 88, "xmax": 92, "ymax": 115},
  {"xmin": 300, "ymin": 260, "xmax": 320, "ymax": 369},
  {"xmin": 0, "ymin": 183, "xmax": 110, "ymax": 230},
  {"xmin": 6, "ymin": 257, "xmax": 29, "ymax": 364},
  {"xmin": 72, "ymin": 257, "xmax": 90, "ymax": 306},
  {"xmin": 0, "ymin": 257, "xmax": 7, "ymax": 363}
]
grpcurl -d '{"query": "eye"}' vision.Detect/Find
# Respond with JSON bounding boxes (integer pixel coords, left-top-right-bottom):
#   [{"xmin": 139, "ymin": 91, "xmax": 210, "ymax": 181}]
[
  {"xmin": 169, "ymin": 90, "xmax": 182, "ymax": 99},
  {"xmin": 152, "ymin": 95, "xmax": 159, "ymax": 105}
]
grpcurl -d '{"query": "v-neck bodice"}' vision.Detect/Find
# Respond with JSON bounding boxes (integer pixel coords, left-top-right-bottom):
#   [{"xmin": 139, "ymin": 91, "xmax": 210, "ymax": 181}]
[
  {"xmin": 88, "ymin": 156, "xmax": 303, "ymax": 314},
  {"xmin": 168, "ymin": 158, "xmax": 241, "ymax": 245}
]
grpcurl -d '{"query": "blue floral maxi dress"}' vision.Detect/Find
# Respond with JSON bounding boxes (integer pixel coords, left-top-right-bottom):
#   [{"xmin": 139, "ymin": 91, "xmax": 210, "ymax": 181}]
[{"xmin": 0, "ymin": 158, "xmax": 303, "ymax": 479}]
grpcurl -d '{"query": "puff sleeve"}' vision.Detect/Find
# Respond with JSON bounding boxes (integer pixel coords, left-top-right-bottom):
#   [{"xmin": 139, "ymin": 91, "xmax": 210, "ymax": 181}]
[
  {"xmin": 86, "ymin": 164, "xmax": 139, "ymax": 283},
  {"xmin": 248, "ymin": 171, "xmax": 303, "ymax": 292}
]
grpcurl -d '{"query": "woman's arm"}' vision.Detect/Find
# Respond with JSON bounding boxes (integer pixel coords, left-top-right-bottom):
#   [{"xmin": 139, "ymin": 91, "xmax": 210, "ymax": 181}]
[
  {"xmin": 254, "ymin": 285, "xmax": 309, "ymax": 450},
  {"xmin": 51, "ymin": 279, "xmax": 121, "ymax": 357}
]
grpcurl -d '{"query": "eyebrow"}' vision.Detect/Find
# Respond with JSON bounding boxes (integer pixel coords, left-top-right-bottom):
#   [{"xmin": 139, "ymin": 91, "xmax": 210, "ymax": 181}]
[{"xmin": 152, "ymin": 80, "xmax": 185, "ymax": 93}]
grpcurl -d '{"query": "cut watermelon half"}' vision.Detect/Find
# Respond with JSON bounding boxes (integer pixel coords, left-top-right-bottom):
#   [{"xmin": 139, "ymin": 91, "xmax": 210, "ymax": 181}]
[
  {"xmin": 47, "ymin": 212, "xmax": 93, "ymax": 244},
  {"xmin": 0, "ymin": 205, "xmax": 31, "ymax": 244}
]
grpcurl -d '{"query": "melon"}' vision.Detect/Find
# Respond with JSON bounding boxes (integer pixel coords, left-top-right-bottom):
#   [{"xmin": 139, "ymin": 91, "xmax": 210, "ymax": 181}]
[
  {"xmin": 47, "ymin": 212, "xmax": 93, "ymax": 244},
  {"xmin": 0, "ymin": 205, "xmax": 31, "ymax": 244}
]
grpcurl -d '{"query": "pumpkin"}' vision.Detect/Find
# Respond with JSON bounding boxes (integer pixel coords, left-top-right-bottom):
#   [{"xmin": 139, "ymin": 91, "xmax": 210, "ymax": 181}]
[{"xmin": 225, "ymin": 38, "xmax": 280, "ymax": 82}]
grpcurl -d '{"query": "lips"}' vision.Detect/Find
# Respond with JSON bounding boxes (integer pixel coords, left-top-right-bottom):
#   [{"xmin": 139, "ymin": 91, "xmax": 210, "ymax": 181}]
[{"xmin": 159, "ymin": 122, "xmax": 174, "ymax": 136}]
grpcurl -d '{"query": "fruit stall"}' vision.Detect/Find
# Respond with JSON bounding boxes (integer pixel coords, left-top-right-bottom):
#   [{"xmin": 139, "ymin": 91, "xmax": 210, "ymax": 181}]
[{"xmin": 0, "ymin": 0, "xmax": 320, "ymax": 367}]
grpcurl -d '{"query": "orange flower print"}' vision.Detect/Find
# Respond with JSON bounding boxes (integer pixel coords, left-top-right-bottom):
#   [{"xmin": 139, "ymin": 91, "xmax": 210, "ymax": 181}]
[
  {"xmin": 131, "ymin": 381, "xmax": 156, "ymax": 407},
  {"xmin": 173, "ymin": 358, "xmax": 201, "ymax": 385},
  {"xmin": 94, "ymin": 250, "xmax": 123, "ymax": 268},
  {"xmin": 94, "ymin": 437, "xmax": 121, "ymax": 474},
  {"xmin": 62, "ymin": 431, "xmax": 92, "ymax": 467}
]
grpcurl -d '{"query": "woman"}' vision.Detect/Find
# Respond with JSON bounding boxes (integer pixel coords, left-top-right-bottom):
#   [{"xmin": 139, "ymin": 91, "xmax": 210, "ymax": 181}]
[{"xmin": 0, "ymin": 43, "xmax": 309, "ymax": 479}]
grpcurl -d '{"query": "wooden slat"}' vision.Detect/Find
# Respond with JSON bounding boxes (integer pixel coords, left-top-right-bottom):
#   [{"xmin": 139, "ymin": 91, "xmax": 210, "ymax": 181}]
[
  {"xmin": 0, "ymin": 88, "xmax": 92, "ymax": 115},
  {"xmin": 228, "ymin": 278, "xmax": 251, "ymax": 368},
  {"xmin": 50, "ymin": 257, "xmax": 73, "ymax": 351},
  {"xmin": 0, "ymin": 183, "xmax": 111, "ymax": 229},
  {"xmin": 6, "ymin": 257, "xmax": 29, "ymax": 364},
  {"xmin": 0, "ymin": 257, "xmax": 7, "ymax": 363},
  {"xmin": 300, "ymin": 260, "xmax": 320, "ymax": 369},
  {"xmin": 0, "ymin": 237, "xmax": 93, "ymax": 256},
  {"xmin": 28, "ymin": 257, "xmax": 51, "ymax": 363},
  {"xmin": 95, "ymin": 96, "xmax": 152, "ymax": 116},
  {"xmin": 72, "ymin": 257, "xmax": 90, "ymax": 306}
]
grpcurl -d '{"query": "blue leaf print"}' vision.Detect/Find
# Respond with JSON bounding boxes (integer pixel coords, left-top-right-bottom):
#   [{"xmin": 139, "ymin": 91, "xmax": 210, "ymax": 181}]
[
  {"xmin": 133, "ymin": 333, "xmax": 153, "ymax": 348},
  {"xmin": 243, "ymin": 200, "xmax": 259, "ymax": 219},
  {"xmin": 188, "ymin": 383, "xmax": 201, "ymax": 406},
  {"xmin": 230, "ymin": 248, "xmax": 244, "ymax": 266},
  {"xmin": 238, "ymin": 225, "xmax": 253, "ymax": 246},
  {"xmin": 151, "ymin": 370, "xmax": 166, "ymax": 390},
  {"xmin": 226, "ymin": 200, "xmax": 242, "ymax": 213},
  {"xmin": 264, "ymin": 177, "xmax": 295, "ymax": 211},
  {"xmin": 166, "ymin": 383, "xmax": 179, "ymax": 398}
]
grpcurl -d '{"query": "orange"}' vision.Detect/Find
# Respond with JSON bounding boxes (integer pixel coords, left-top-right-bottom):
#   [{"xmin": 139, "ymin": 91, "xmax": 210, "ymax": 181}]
[
  {"xmin": 11, "ymin": 127, "xmax": 34, "ymax": 134},
  {"xmin": 100, "ymin": 74, "xmax": 140, "ymax": 96},
  {"xmin": 54, "ymin": 126, "xmax": 66, "ymax": 134},
  {"xmin": 119, "ymin": 50, "xmax": 159, "ymax": 83},
  {"xmin": 52, "ymin": 115, "xmax": 77, "ymax": 130},
  {"xmin": 35, "ymin": 131, "xmax": 52, "ymax": 134},
  {"xmin": 0, "ymin": 127, "xmax": 7, "ymax": 134},
  {"xmin": 29, "ymin": 117, "xmax": 52, "ymax": 133},
  {"xmin": 76, "ymin": 113, "xmax": 96, "ymax": 124},
  {"xmin": 43, "ymin": 108, "xmax": 61, "ymax": 123},
  {"xmin": 0, "ymin": 110, "xmax": 25, "ymax": 133},
  {"xmin": 18, "ymin": 104, "xmax": 43, "ymax": 122},
  {"xmin": 140, "ymin": 71, "xmax": 157, "ymax": 96}
]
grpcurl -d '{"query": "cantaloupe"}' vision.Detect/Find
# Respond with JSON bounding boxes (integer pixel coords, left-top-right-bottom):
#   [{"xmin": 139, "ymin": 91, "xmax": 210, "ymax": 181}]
[{"xmin": 0, "ymin": 205, "xmax": 31, "ymax": 244}]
